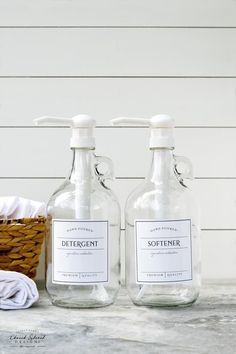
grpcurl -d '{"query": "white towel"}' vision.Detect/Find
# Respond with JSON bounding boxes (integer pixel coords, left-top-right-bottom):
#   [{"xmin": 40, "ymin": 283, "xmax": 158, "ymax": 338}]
[
  {"xmin": 0, "ymin": 270, "xmax": 39, "ymax": 310},
  {"xmin": 0, "ymin": 196, "xmax": 46, "ymax": 219}
]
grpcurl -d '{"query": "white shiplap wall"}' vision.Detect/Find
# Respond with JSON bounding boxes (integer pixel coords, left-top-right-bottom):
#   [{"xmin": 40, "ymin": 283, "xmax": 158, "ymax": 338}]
[{"xmin": 0, "ymin": 0, "xmax": 236, "ymax": 281}]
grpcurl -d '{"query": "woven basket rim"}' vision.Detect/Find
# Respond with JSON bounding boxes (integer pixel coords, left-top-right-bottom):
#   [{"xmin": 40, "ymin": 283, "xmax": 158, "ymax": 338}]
[{"xmin": 0, "ymin": 216, "xmax": 46, "ymax": 224}]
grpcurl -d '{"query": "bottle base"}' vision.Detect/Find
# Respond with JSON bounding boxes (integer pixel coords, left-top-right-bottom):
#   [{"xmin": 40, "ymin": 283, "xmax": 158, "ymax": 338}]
[
  {"xmin": 127, "ymin": 282, "xmax": 200, "ymax": 307},
  {"xmin": 131, "ymin": 293, "xmax": 199, "ymax": 307},
  {"xmin": 51, "ymin": 297, "xmax": 114, "ymax": 309},
  {"xmin": 46, "ymin": 285, "xmax": 119, "ymax": 308},
  {"xmin": 132, "ymin": 298, "xmax": 197, "ymax": 308}
]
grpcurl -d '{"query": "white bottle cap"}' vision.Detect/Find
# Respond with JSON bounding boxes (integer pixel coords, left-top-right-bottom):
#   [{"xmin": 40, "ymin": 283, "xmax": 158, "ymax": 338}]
[
  {"xmin": 111, "ymin": 114, "xmax": 175, "ymax": 149},
  {"xmin": 34, "ymin": 114, "xmax": 96, "ymax": 149}
]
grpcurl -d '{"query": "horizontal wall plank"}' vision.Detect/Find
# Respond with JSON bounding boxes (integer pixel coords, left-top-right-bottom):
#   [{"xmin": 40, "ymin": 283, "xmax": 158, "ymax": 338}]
[
  {"xmin": 0, "ymin": 1, "xmax": 235, "ymax": 27},
  {"xmin": 0, "ymin": 128, "xmax": 234, "ymax": 178},
  {"xmin": 36, "ymin": 230, "xmax": 236, "ymax": 280},
  {"xmin": 201, "ymin": 231, "xmax": 236, "ymax": 279},
  {"xmin": 0, "ymin": 78, "xmax": 236, "ymax": 127},
  {"xmin": 0, "ymin": 29, "xmax": 236, "ymax": 76},
  {"xmin": 0, "ymin": 178, "xmax": 235, "ymax": 230}
]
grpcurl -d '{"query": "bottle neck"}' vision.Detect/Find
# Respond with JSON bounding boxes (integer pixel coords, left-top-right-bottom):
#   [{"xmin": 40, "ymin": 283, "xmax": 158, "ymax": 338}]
[
  {"xmin": 69, "ymin": 148, "xmax": 95, "ymax": 219},
  {"xmin": 69, "ymin": 148, "xmax": 95, "ymax": 182},
  {"xmin": 147, "ymin": 148, "xmax": 175, "ymax": 183}
]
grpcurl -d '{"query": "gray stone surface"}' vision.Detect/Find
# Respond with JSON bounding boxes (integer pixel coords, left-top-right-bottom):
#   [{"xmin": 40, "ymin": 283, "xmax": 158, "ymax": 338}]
[{"xmin": 0, "ymin": 282, "xmax": 236, "ymax": 354}]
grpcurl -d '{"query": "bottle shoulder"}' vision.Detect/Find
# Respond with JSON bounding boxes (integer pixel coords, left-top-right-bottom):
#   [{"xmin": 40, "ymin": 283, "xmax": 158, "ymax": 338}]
[
  {"xmin": 48, "ymin": 179, "xmax": 119, "ymax": 207},
  {"xmin": 125, "ymin": 178, "xmax": 200, "ymax": 224},
  {"xmin": 126, "ymin": 178, "xmax": 198, "ymax": 207}
]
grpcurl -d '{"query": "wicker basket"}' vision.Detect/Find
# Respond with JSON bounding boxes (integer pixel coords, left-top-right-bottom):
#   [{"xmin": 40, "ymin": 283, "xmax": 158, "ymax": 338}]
[{"xmin": 0, "ymin": 216, "xmax": 46, "ymax": 278}]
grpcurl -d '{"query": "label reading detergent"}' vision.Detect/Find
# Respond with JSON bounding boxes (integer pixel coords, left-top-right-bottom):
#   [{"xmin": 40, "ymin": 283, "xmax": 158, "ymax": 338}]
[{"xmin": 52, "ymin": 219, "xmax": 109, "ymax": 284}]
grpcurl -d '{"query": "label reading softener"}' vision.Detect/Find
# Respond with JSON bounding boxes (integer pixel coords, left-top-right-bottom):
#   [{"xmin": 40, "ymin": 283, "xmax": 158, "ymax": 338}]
[
  {"xmin": 52, "ymin": 220, "xmax": 109, "ymax": 284},
  {"xmin": 135, "ymin": 219, "xmax": 192, "ymax": 283}
]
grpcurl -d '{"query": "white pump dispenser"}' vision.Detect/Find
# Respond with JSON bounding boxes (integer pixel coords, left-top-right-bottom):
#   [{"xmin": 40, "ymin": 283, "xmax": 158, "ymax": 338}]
[
  {"xmin": 35, "ymin": 115, "xmax": 96, "ymax": 220},
  {"xmin": 111, "ymin": 114, "xmax": 175, "ymax": 149},
  {"xmin": 111, "ymin": 114, "xmax": 201, "ymax": 307},
  {"xmin": 34, "ymin": 114, "xmax": 120, "ymax": 308},
  {"xmin": 35, "ymin": 114, "xmax": 96, "ymax": 149}
]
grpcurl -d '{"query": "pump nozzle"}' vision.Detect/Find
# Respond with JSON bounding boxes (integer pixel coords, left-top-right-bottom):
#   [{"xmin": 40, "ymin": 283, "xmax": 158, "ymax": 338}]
[
  {"xmin": 34, "ymin": 116, "xmax": 73, "ymax": 126},
  {"xmin": 111, "ymin": 117, "xmax": 149, "ymax": 126},
  {"xmin": 111, "ymin": 114, "xmax": 175, "ymax": 149},
  {"xmin": 34, "ymin": 114, "xmax": 96, "ymax": 149}
]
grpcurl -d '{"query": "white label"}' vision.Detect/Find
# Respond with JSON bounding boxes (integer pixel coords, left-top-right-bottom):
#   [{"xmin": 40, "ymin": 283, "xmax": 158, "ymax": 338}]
[
  {"xmin": 52, "ymin": 219, "xmax": 109, "ymax": 285},
  {"xmin": 136, "ymin": 219, "xmax": 192, "ymax": 283}
]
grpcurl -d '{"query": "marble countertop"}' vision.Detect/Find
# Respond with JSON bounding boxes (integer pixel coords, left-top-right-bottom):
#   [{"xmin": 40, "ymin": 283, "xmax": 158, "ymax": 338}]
[{"xmin": 0, "ymin": 282, "xmax": 236, "ymax": 354}]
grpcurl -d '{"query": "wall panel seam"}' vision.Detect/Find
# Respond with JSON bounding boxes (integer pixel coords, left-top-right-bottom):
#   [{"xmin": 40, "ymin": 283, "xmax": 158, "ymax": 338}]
[
  {"xmin": 0, "ymin": 177, "xmax": 235, "ymax": 180},
  {"xmin": 1, "ymin": 26, "xmax": 236, "ymax": 29},
  {"xmin": 0, "ymin": 176, "xmax": 236, "ymax": 180},
  {"xmin": 0, "ymin": 126, "xmax": 236, "ymax": 129},
  {"xmin": 1, "ymin": 76, "xmax": 236, "ymax": 79}
]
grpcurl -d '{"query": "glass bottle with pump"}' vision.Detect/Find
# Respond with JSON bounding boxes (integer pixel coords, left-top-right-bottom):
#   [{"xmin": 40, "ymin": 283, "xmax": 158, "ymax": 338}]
[
  {"xmin": 111, "ymin": 115, "xmax": 200, "ymax": 307},
  {"xmin": 35, "ymin": 115, "xmax": 120, "ymax": 308}
]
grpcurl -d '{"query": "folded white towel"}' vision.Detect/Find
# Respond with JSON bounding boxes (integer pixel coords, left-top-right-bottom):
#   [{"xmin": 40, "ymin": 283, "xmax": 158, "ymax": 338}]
[
  {"xmin": 0, "ymin": 196, "xmax": 46, "ymax": 219},
  {"xmin": 0, "ymin": 270, "xmax": 39, "ymax": 310}
]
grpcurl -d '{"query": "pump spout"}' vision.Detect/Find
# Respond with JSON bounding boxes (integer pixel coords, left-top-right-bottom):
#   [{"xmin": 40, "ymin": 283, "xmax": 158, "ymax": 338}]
[
  {"xmin": 111, "ymin": 117, "xmax": 149, "ymax": 126},
  {"xmin": 34, "ymin": 116, "xmax": 73, "ymax": 126}
]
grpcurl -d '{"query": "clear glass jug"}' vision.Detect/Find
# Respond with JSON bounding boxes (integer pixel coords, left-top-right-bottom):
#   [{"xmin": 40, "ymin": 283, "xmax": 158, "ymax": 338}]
[
  {"xmin": 46, "ymin": 148, "xmax": 121, "ymax": 308},
  {"xmin": 125, "ymin": 149, "xmax": 201, "ymax": 306}
]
